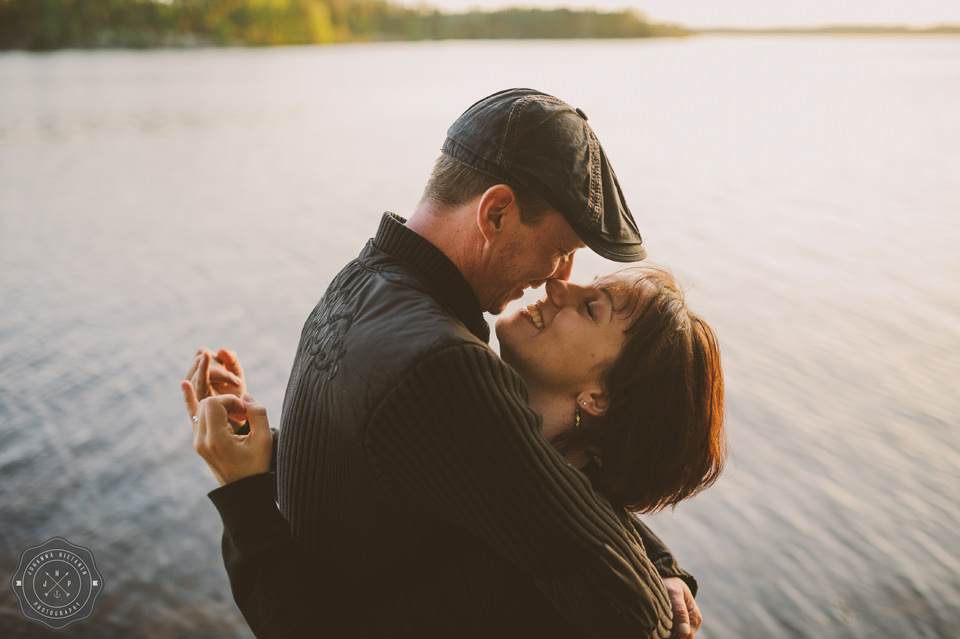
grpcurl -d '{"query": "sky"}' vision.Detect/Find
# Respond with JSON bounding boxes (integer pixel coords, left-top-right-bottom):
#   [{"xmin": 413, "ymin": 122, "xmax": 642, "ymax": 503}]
[{"xmin": 415, "ymin": 0, "xmax": 960, "ymax": 28}]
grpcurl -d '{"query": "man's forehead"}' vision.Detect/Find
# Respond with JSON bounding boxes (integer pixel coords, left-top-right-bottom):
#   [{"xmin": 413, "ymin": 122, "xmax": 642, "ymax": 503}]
[
  {"xmin": 545, "ymin": 210, "xmax": 586, "ymax": 250},
  {"xmin": 562, "ymin": 228, "xmax": 586, "ymax": 253}
]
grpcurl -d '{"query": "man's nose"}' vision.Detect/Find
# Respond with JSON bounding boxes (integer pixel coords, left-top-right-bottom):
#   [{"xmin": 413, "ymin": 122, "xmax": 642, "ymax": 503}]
[
  {"xmin": 552, "ymin": 253, "xmax": 575, "ymax": 281},
  {"xmin": 531, "ymin": 254, "xmax": 575, "ymax": 290}
]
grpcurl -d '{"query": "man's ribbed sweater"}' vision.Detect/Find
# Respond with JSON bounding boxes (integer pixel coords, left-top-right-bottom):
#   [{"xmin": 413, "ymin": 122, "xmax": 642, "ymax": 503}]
[{"xmin": 209, "ymin": 213, "xmax": 691, "ymax": 638}]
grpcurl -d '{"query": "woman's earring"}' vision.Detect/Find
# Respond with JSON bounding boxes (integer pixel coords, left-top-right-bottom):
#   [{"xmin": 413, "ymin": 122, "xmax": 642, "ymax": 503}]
[{"xmin": 574, "ymin": 406, "xmax": 581, "ymax": 430}]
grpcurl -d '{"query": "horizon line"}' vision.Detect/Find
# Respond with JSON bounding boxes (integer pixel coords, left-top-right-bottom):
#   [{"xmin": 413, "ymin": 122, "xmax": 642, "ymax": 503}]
[{"xmin": 407, "ymin": 6, "xmax": 960, "ymax": 30}]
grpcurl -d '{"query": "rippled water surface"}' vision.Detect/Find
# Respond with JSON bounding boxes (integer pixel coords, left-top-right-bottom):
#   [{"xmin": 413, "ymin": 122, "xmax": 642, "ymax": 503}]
[{"xmin": 1, "ymin": 37, "xmax": 958, "ymax": 638}]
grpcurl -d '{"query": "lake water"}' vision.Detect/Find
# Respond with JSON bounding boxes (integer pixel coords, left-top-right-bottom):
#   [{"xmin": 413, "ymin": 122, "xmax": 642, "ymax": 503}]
[{"xmin": 1, "ymin": 36, "xmax": 958, "ymax": 638}]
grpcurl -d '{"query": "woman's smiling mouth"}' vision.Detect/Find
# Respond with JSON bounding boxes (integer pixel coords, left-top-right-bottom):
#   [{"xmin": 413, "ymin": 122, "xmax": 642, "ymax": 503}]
[{"xmin": 525, "ymin": 302, "xmax": 545, "ymax": 331}]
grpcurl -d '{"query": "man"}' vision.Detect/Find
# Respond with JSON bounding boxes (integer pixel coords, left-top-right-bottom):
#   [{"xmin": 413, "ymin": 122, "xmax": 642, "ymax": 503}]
[{"xmin": 184, "ymin": 89, "xmax": 701, "ymax": 638}]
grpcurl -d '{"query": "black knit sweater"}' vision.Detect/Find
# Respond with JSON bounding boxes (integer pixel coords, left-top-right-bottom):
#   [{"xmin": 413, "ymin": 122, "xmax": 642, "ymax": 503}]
[{"xmin": 209, "ymin": 214, "xmax": 694, "ymax": 638}]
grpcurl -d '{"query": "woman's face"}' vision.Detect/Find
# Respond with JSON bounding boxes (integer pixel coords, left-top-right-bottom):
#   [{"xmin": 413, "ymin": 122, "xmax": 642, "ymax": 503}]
[{"xmin": 495, "ymin": 274, "xmax": 638, "ymax": 396}]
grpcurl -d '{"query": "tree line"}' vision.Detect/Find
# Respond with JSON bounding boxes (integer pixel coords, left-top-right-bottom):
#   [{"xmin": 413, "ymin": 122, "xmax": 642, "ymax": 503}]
[{"xmin": 0, "ymin": 0, "xmax": 691, "ymax": 50}]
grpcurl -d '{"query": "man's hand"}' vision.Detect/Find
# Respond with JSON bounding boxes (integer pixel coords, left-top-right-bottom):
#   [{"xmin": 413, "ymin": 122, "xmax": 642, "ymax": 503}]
[
  {"xmin": 663, "ymin": 577, "xmax": 701, "ymax": 639},
  {"xmin": 182, "ymin": 381, "xmax": 272, "ymax": 486},
  {"xmin": 185, "ymin": 347, "xmax": 247, "ymax": 401}
]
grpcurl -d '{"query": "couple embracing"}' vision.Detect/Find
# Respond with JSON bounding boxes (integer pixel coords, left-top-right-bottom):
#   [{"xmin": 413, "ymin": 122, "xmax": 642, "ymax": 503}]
[{"xmin": 182, "ymin": 89, "xmax": 727, "ymax": 638}]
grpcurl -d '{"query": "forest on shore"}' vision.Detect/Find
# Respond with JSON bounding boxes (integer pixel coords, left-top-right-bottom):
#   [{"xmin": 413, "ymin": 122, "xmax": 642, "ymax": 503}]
[{"xmin": 0, "ymin": 0, "xmax": 691, "ymax": 50}]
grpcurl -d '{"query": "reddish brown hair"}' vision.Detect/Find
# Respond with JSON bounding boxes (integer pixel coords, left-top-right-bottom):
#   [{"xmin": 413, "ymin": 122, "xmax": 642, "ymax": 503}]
[{"xmin": 557, "ymin": 266, "xmax": 727, "ymax": 512}]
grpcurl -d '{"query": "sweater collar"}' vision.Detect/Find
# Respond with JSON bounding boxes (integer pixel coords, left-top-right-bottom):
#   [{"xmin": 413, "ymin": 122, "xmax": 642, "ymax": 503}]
[{"xmin": 372, "ymin": 213, "xmax": 490, "ymax": 344}]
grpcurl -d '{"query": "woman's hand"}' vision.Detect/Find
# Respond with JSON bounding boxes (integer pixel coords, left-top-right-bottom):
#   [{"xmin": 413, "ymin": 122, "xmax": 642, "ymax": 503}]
[
  {"xmin": 184, "ymin": 347, "xmax": 247, "ymax": 401},
  {"xmin": 182, "ymin": 381, "xmax": 272, "ymax": 486},
  {"xmin": 663, "ymin": 577, "xmax": 702, "ymax": 639}
]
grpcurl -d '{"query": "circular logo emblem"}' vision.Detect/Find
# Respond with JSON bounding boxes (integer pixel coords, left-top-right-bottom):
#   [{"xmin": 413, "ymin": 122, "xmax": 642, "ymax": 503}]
[{"xmin": 10, "ymin": 537, "xmax": 104, "ymax": 630}]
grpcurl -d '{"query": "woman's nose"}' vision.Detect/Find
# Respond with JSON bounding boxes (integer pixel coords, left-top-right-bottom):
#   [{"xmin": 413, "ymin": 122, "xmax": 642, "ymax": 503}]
[
  {"xmin": 545, "ymin": 279, "xmax": 583, "ymax": 307},
  {"xmin": 544, "ymin": 279, "xmax": 565, "ymax": 306}
]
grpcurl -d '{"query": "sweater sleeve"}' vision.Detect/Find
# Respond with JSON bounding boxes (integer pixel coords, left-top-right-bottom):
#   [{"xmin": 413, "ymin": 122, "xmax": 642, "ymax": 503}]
[
  {"xmin": 630, "ymin": 516, "xmax": 699, "ymax": 598},
  {"xmin": 363, "ymin": 343, "xmax": 675, "ymax": 639}
]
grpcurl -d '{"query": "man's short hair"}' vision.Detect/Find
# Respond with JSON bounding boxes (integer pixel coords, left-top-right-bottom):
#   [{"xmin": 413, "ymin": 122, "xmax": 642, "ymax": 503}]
[{"xmin": 420, "ymin": 155, "xmax": 552, "ymax": 226}]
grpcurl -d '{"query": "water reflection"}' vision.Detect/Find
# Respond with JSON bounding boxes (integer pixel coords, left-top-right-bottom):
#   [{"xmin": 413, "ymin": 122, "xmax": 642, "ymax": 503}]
[{"xmin": 1, "ymin": 38, "xmax": 958, "ymax": 638}]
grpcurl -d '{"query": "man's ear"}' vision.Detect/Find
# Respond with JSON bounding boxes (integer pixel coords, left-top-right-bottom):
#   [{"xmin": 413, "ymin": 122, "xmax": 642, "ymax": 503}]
[
  {"xmin": 476, "ymin": 184, "xmax": 519, "ymax": 242},
  {"xmin": 577, "ymin": 390, "xmax": 610, "ymax": 418}
]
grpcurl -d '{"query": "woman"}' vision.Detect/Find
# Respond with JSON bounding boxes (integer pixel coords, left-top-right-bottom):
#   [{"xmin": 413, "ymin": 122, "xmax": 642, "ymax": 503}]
[
  {"xmin": 182, "ymin": 264, "xmax": 725, "ymax": 636},
  {"xmin": 495, "ymin": 264, "xmax": 726, "ymax": 514}
]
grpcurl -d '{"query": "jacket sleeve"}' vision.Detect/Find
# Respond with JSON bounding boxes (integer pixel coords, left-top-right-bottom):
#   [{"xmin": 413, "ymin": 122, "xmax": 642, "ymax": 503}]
[
  {"xmin": 207, "ymin": 473, "xmax": 366, "ymax": 639},
  {"xmin": 363, "ymin": 343, "xmax": 675, "ymax": 639},
  {"xmin": 630, "ymin": 516, "xmax": 699, "ymax": 597},
  {"xmin": 209, "ymin": 474, "xmax": 469, "ymax": 638}
]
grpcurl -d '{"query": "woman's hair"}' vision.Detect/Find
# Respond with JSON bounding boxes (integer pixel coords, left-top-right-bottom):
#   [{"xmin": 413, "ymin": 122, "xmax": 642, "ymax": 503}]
[{"xmin": 556, "ymin": 265, "xmax": 727, "ymax": 513}]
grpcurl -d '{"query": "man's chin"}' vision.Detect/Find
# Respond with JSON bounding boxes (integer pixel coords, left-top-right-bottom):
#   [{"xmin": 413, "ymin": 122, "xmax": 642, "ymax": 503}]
[
  {"xmin": 486, "ymin": 297, "xmax": 513, "ymax": 315},
  {"xmin": 485, "ymin": 287, "xmax": 528, "ymax": 315}
]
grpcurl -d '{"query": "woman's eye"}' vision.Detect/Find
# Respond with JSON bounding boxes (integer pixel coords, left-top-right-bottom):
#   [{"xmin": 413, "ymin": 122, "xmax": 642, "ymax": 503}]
[{"xmin": 583, "ymin": 301, "xmax": 594, "ymax": 319}]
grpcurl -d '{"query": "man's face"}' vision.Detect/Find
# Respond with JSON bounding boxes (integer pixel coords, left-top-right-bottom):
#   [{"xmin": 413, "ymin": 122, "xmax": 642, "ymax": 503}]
[{"xmin": 481, "ymin": 210, "xmax": 585, "ymax": 314}]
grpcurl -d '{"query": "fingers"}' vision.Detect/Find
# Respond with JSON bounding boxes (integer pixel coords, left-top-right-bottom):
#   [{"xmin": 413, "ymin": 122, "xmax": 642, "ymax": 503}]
[
  {"xmin": 195, "ymin": 350, "xmax": 244, "ymax": 398},
  {"xmin": 242, "ymin": 394, "xmax": 271, "ymax": 442},
  {"xmin": 191, "ymin": 393, "xmax": 271, "ymax": 486},
  {"xmin": 197, "ymin": 351, "xmax": 211, "ymax": 398},
  {"xmin": 187, "ymin": 347, "xmax": 236, "ymax": 400},
  {"xmin": 186, "ymin": 347, "xmax": 244, "ymax": 399},
  {"xmin": 671, "ymin": 600, "xmax": 691, "ymax": 639},
  {"xmin": 208, "ymin": 361, "xmax": 243, "ymax": 392},
  {"xmin": 208, "ymin": 394, "xmax": 248, "ymax": 425},
  {"xmin": 686, "ymin": 590, "xmax": 702, "ymax": 635},
  {"xmin": 181, "ymin": 380, "xmax": 200, "ymax": 428},
  {"xmin": 185, "ymin": 356, "xmax": 199, "ymax": 383},
  {"xmin": 217, "ymin": 349, "xmax": 245, "ymax": 378},
  {"xmin": 242, "ymin": 394, "xmax": 274, "ymax": 478},
  {"xmin": 186, "ymin": 350, "xmax": 213, "ymax": 401},
  {"xmin": 665, "ymin": 579, "xmax": 693, "ymax": 639},
  {"xmin": 215, "ymin": 349, "xmax": 246, "ymax": 398},
  {"xmin": 194, "ymin": 395, "xmax": 245, "ymax": 462},
  {"xmin": 185, "ymin": 347, "xmax": 214, "ymax": 381}
]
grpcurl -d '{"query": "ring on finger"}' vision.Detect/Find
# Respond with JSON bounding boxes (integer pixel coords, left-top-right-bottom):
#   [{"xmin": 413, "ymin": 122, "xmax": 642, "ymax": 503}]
[{"xmin": 192, "ymin": 415, "xmax": 199, "ymax": 425}]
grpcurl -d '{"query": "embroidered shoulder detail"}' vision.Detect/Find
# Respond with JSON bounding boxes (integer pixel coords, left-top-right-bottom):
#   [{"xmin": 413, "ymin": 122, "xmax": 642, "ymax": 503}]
[{"xmin": 306, "ymin": 284, "xmax": 354, "ymax": 381}]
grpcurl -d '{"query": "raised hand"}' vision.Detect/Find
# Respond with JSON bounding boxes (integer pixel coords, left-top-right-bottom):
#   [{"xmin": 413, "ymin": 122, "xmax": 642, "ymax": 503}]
[
  {"xmin": 184, "ymin": 347, "xmax": 247, "ymax": 401},
  {"xmin": 182, "ymin": 381, "xmax": 272, "ymax": 486}
]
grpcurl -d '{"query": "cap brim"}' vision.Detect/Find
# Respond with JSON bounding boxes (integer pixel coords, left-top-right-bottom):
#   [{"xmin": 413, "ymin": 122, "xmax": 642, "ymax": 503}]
[{"xmin": 575, "ymin": 226, "xmax": 647, "ymax": 262}]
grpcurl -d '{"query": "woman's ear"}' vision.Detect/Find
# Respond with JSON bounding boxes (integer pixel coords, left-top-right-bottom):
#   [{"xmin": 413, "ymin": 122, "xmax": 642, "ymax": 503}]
[
  {"xmin": 476, "ymin": 184, "xmax": 519, "ymax": 242},
  {"xmin": 577, "ymin": 390, "xmax": 610, "ymax": 418}
]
